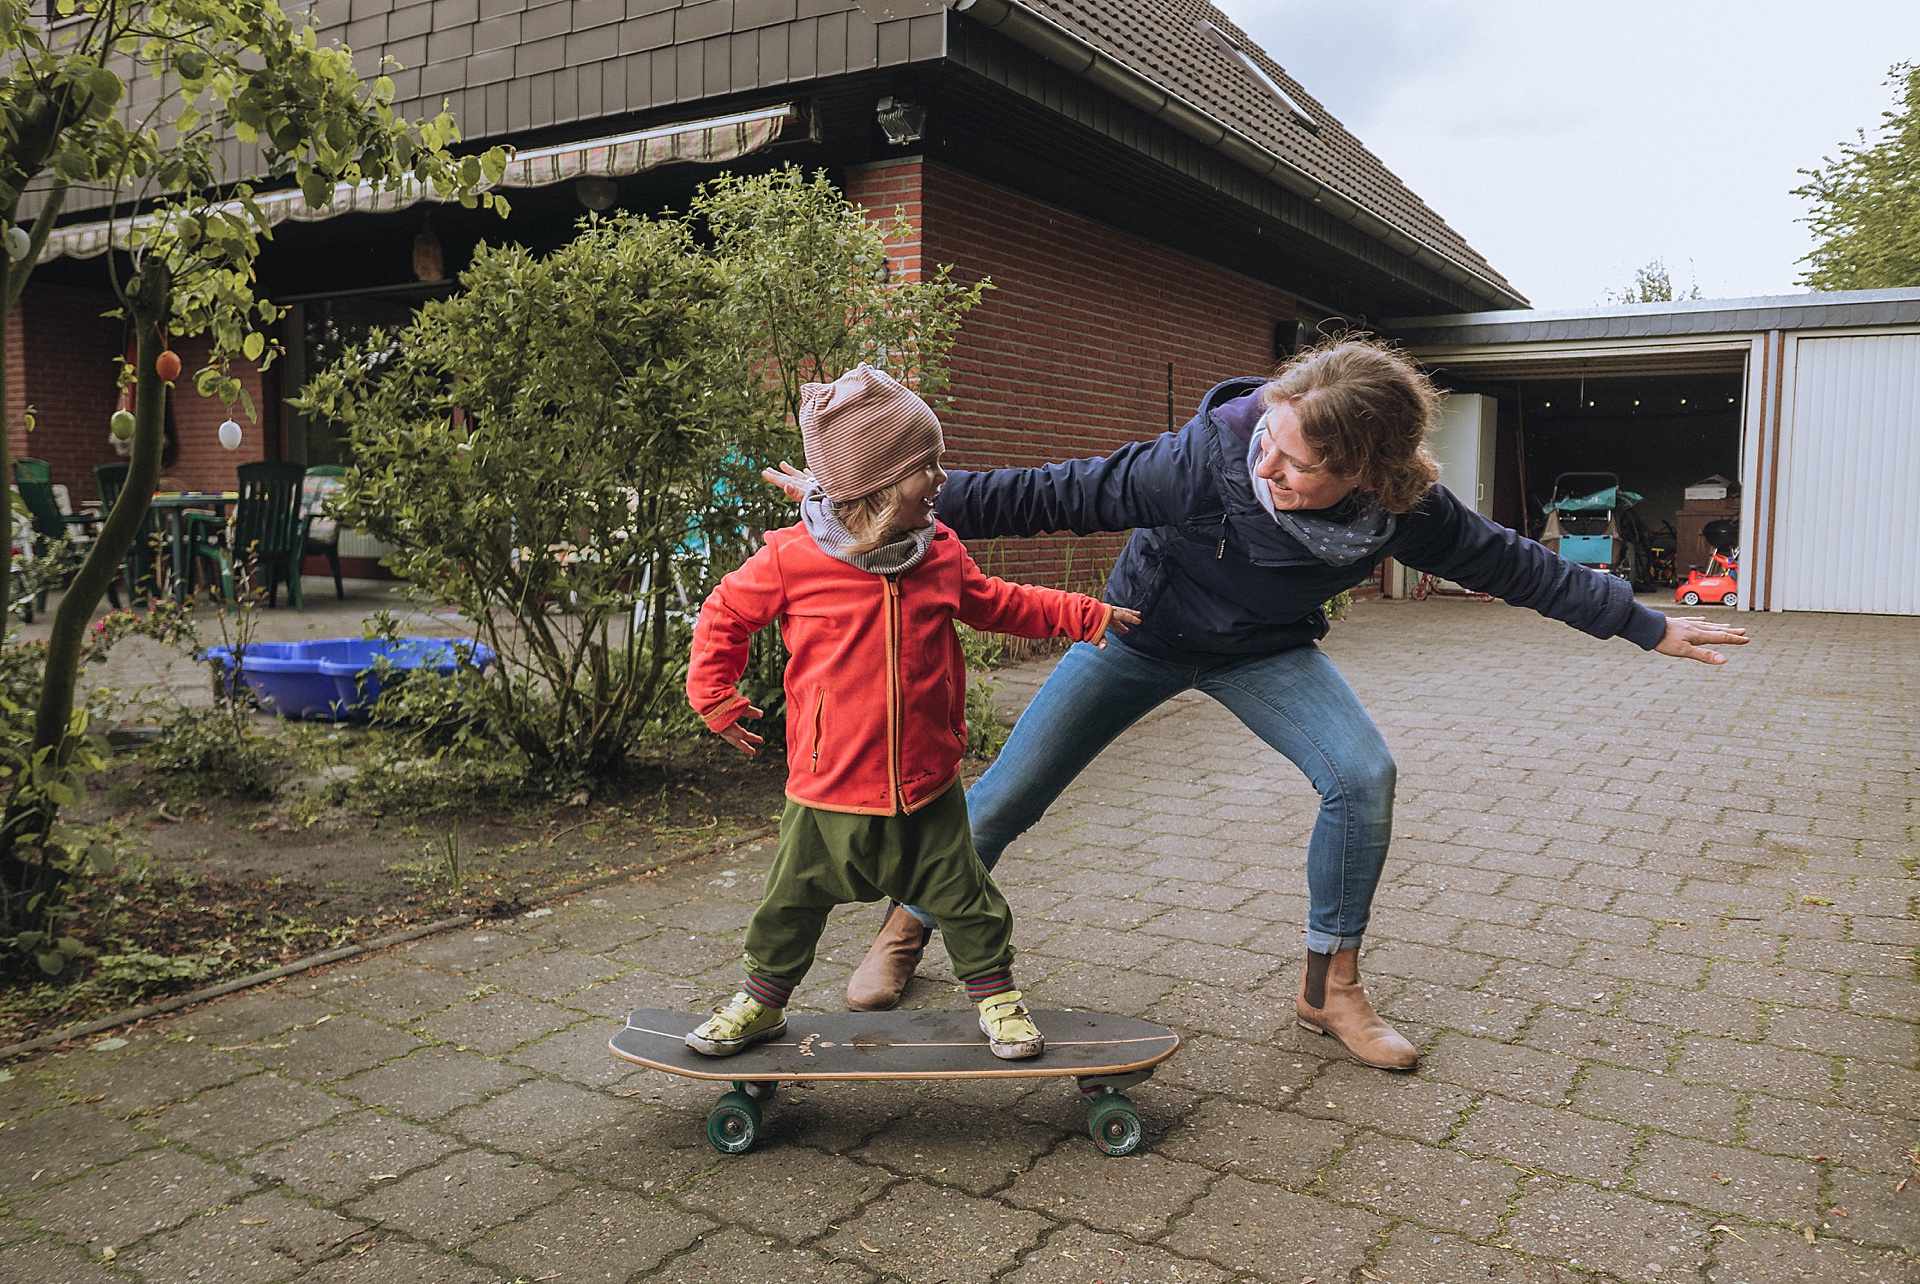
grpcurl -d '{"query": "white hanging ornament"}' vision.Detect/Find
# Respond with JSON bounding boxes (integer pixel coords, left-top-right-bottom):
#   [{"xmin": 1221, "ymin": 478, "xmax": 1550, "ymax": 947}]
[
  {"xmin": 4, "ymin": 226, "xmax": 29, "ymax": 262},
  {"xmin": 218, "ymin": 419, "xmax": 243, "ymax": 451}
]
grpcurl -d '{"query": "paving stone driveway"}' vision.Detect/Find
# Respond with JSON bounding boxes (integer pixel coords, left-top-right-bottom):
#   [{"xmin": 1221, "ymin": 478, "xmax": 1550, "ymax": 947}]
[{"xmin": 2, "ymin": 599, "xmax": 1915, "ymax": 1284}]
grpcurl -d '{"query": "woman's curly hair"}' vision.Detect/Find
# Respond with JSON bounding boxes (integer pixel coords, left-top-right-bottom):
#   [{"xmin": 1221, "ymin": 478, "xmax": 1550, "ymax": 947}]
[{"xmin": 1260, "ymin": 336, "xmax": 1442, "ymax": 514}]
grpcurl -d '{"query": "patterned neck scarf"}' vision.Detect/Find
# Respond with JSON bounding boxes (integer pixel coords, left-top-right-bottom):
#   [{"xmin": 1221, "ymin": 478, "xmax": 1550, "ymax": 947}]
[
  {"xmin": 1246, "ymin": 422, "xmax": 1397, "ymax": 567},
  {"xmin": 799, "ymin": 483, "xmax": 935, "ymax": 576}
]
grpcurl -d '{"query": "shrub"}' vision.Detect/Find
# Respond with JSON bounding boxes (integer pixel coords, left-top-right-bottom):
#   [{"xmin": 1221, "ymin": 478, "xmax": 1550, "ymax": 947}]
[
  {"xmin": 307, "ymin": 213, "xmax": 762, "ymax": 782},
  {"xmin": 306, "ymin": 170, "xmax": 988, "ymax": 783}
]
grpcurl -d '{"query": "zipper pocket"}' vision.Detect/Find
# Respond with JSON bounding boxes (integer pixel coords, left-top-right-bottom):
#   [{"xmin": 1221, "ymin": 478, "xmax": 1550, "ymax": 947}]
[{"xmin": 809, "ymin": 690, "xmax": 824, "ymax": 772}]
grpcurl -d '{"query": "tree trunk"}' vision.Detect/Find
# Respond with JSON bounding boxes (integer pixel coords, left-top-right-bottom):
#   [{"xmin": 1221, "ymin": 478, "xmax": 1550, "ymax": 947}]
[{"xmin": 31, "ymin": 264, "xmax": 170, "ymax": 757}]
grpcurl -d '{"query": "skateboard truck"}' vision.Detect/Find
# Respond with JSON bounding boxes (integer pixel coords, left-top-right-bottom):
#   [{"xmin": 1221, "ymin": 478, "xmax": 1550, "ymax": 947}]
[
  {"xmin": 1076, "ymin": 1072, "xmax": 1151, "ymax": 1156},
  {"xmin": 702, "ymin": 1074, "xmax": 1151, "ymax": 1157}
]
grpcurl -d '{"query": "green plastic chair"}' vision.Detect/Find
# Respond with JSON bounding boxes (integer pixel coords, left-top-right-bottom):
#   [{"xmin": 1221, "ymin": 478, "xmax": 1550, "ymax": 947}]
[
  {"xmin": 13, "ymin": 458, "xmax": 118, "ymax": 619},
  {"xmin": 189, "ymin": 461, "xmax": 307, "ymax": 610},
  {"xmin": 301, "ymin": 463, "xmax": 347, "ymax": 601},
  {"xmin": 94, "ymin": 463, "xmax": 163, "ymax": 605}
]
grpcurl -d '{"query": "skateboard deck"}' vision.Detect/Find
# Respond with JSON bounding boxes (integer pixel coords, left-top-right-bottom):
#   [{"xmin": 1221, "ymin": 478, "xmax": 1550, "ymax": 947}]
[
  {"xmin": 611, "ymin": 1008, "xmax": 1178, "ymax": 1080},
  {"xmin": 611, "ymin": 1008, "xmax": 1180, "ymax": 1156}
]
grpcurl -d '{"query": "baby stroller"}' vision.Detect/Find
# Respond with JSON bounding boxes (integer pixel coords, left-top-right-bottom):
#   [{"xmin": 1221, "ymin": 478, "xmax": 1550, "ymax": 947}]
[{"xmin": 1538, "ymin": 472, "xmax": 1651, "ymax": 588}]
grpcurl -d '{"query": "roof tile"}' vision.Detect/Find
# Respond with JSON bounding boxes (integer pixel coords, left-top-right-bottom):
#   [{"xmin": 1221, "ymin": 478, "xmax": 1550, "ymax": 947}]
[{"xmin": 1003, "ymin": 0, "xmax": 1511, "ymax": 293}]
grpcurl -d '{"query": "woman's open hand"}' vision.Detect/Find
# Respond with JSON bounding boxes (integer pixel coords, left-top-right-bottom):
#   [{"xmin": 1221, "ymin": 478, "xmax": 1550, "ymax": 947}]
[
  {"xmin": 761, "ymin": 461, "xmax": 812, "ymax": 501},
  {"xmin": 1097, "ymin": 606, "xmax": 1142, "ymax": 648},
  {"xmin": 717, "ymin": 704, "xmax": 766, "ymax": 754},
  {"xmin": 1655, "ymin": 615, "xmax": 1749, "ymax": 665}
]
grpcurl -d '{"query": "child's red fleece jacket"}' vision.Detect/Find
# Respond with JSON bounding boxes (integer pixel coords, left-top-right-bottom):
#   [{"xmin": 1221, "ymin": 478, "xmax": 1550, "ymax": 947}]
[{"xmin": 688, "ymin": 521, "xmax": 1113, "ymax": 816}]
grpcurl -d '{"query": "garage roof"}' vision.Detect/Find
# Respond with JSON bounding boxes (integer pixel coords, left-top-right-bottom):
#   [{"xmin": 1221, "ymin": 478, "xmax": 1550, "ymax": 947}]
[{"xmin": 1387, "ymin": 287, "xmax": 1920, "ymax": 347}]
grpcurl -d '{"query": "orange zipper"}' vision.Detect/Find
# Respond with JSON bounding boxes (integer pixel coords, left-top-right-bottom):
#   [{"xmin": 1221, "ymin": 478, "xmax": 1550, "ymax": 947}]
[
  {"xmin": 809, "ymin": 689, "xmax": 823, "ymax": 772},
  {"xmin": 884, "ymin": 576, "xmax": 903, "ymax": 811}
]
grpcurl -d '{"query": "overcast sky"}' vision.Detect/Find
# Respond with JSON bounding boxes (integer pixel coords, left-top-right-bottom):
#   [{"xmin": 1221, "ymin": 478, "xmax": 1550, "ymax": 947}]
[{"xmin": 1218, "ymin": 0, "xmax": 1920, "ymax": 311}]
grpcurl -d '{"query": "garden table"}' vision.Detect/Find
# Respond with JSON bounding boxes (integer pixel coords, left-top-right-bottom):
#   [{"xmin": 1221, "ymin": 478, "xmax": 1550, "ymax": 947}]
[{"xmin": 147, "ymin": 491, "xmax": 236, "ymax": 604}]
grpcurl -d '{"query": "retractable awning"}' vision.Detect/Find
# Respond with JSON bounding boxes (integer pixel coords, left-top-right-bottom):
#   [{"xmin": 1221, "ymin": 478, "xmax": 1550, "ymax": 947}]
[{"xmin": 38, "ymin": 103, "xmax": 799, "ymax": 263}]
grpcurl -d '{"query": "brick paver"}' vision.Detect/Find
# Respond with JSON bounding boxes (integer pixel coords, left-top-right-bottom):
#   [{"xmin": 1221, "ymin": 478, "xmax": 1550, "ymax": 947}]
[{"xmin": 2, "ymin": 600, "xmax": 1915, "ymax": 1281}]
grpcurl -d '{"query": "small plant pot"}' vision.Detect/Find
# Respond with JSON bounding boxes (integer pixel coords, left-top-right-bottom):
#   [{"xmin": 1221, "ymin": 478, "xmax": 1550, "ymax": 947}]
[{"xmin": 106, "ymin": 726, "xmax": 165, "ymax": 750}]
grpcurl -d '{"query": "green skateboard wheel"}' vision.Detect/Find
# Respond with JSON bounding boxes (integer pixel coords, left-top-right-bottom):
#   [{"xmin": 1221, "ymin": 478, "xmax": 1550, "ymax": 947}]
[
  {"xmin": 707, "ymin": 1090, "xmax": 761, "ymax": 1154},
  {"xmin": 1087, "ymin": 1092, "xmax": 1143, "ymax": 1156}
]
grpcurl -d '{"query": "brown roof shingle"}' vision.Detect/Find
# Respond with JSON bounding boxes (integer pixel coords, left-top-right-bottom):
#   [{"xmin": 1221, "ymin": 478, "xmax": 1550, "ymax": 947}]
[{"xmin": 1004, "ymin": 0, "xmax": 1516, "ymax": 296}]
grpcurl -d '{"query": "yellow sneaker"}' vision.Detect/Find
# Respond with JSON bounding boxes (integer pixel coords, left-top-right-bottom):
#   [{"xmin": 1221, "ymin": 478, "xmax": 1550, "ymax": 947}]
[
  {"xmin": 977, "ymin": 990, "xmax": 1044, "ymax": 1060},
  {"xmin": 685, "ymin": 992, "xmax": 787, "ymax": 1056}
]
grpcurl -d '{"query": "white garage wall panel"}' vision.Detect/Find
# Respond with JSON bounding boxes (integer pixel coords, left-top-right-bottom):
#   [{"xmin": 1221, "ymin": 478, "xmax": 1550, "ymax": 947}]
[{"xmin": 1776, "ymin": 335, "xmax": 1920, "ymax": 614}]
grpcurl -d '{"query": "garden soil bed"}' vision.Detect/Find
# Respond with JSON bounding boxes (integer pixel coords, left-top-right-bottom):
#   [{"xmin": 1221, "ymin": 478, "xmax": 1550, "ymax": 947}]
[{"xmin": 0, "ymin": 738, "xmax": 791, "ymax": 1047}]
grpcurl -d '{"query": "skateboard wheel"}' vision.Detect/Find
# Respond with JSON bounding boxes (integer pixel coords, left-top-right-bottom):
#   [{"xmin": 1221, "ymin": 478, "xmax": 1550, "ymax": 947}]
[
  {"xmin": 734, "ymin": 1080, "xmax": 777, "ymax": 1101},
  {"xmin": 707, "ymin": 1090, "xmax": 761, "ymax": 1154},
  {"xmin": 1087, "ymin": 1092, "xmax": 1143, "ymax": 1157}
]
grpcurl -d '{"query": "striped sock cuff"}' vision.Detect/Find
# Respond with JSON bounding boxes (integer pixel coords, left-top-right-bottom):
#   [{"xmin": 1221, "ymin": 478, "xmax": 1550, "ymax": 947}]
[
  {"xmin": 743, "ymin": 974, "xmax": 792, "ymax": 1008},
  {"xmin": 964, "ymin": 972, "xmax": 1015, "ymax": 1002}
]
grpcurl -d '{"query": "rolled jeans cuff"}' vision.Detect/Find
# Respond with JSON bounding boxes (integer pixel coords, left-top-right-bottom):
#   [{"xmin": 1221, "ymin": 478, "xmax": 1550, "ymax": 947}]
[
  {"xmin": 899, "ymin": 901, "xmax": 935, "ymax": 929},
  {"xmin": 1304, "ymin": 929, "xmax": 1364, "ymax": 955}
]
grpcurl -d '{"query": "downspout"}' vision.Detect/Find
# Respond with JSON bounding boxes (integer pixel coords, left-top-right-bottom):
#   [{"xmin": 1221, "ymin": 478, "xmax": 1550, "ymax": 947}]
[{"xmin": 950, "ymin": 0, "xmax": 1528, "ymax": 310}]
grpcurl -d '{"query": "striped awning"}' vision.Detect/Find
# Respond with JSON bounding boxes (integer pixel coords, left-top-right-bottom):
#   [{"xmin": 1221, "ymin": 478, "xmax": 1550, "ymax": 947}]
[{"xmin": 38, "ymin": 104, "xmax": 798, "ymax": 263}]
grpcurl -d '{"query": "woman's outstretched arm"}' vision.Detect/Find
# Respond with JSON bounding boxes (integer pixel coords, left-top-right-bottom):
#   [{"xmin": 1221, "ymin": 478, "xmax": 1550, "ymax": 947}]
[{"xmin": 763, "ymin": 427, "xmax": 1200, "ymax": 542}]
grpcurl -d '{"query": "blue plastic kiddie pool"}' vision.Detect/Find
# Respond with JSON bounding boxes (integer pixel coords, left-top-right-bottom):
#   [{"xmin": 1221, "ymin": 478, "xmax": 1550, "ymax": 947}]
[{"xmin": 202, "ymin": 637, "xmax": 493, "ymax": 721}]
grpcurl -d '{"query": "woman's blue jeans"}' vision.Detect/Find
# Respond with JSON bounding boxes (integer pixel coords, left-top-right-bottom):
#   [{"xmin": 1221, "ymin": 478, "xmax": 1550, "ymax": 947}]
[{"xmin": 905, "ymin": 638, "xmax": 1395, "ymax": 953}]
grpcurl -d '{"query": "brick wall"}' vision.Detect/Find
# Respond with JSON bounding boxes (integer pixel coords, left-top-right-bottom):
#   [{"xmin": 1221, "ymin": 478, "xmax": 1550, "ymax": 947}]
[
  {"xmin": 2, "ymin": 287, "xmax": 269, "ymax": 508},
  {"xmin": 12, "ymin": 284, "xmax": 123, "ymax": 507},
  {"xmin": 164, "ymin": 337, "xmax": 268, "ymax": 493},
  {"xmin": 846, "ymin": 157, "xmax": 1296, "ymax": 591}
]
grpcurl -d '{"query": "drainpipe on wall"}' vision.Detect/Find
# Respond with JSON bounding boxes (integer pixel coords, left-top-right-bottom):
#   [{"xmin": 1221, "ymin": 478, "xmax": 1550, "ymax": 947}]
[{"xmin": 950, "ymin": 0, "xmax": 1528, "ymax": 311}]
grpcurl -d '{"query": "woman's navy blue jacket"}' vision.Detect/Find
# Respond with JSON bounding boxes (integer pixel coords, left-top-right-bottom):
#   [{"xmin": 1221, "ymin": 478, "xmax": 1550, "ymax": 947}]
[{"xmin": 933, "ymin": 377, "xmax": 1671, "ymax": 664}]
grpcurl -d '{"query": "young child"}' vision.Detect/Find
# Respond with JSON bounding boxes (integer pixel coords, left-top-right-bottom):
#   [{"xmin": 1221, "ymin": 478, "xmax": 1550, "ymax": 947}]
[{"xmin": 684, "ymin": 364, "xmax": 1140, "ymax": 1060}]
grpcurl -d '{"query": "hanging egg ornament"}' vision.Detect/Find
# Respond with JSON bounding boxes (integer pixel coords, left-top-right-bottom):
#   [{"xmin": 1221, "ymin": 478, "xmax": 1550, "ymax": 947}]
[
  {"xmin": 110, "ymin": 408, "xmax": 135, "ymax": 440},
  {"xmin": 4, "ymin": 226, "xmax": 29, "ymax": 262},
  {"xmin": 218, "ymin": 419, "xmax": 243, "ymax": 451},
  {"xmin": 155, "ymin": 350, "xmax": 181, "ymax": 382}
]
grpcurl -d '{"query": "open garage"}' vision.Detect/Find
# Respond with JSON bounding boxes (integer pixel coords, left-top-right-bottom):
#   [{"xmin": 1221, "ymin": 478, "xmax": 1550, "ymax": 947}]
[{"xmin": 1391, "ymin": 288, "xmax": 1920, "ymax": 615}]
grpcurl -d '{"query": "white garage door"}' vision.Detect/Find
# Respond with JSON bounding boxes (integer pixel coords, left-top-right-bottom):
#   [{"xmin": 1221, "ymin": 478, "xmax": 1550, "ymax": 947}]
[{"xmin": 1776, "ymin": 334, "xmax": 1920, "ymax": 614}]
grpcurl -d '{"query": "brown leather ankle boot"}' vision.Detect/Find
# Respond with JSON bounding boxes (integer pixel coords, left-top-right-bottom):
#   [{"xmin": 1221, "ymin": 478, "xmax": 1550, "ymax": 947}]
[
  {"xmin": 846, "ymin": 905, "xmax": 930, "ymax": 1011},
  {"xmin": 1296, "ymin": 947, "xmax": 1417, "ymax": 1070}
]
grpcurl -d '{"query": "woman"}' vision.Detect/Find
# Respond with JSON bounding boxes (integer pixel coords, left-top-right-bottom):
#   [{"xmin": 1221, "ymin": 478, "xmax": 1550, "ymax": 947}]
[{"xmin": 776, "ymin": 339, "xmax": 1746, "ymax": 1071}]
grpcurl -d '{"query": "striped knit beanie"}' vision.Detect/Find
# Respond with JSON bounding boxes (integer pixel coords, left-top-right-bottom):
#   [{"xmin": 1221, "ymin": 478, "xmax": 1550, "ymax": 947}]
[{"xmin": 798, "ymin": 365, "xmax": 944, "ymax": 503}]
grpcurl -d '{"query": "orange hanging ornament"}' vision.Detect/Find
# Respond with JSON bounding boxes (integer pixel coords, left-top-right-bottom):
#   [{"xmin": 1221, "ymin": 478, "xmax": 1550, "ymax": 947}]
[{"xmin": 155, "ymin": 348, "xmax": 181, "ymax": 383}]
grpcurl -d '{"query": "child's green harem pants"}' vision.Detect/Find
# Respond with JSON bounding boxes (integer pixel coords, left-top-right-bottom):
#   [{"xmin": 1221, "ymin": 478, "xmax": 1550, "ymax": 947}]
[{"xmin": 744, "ymin": 780, "xmax": 1013, "ymax": 988}]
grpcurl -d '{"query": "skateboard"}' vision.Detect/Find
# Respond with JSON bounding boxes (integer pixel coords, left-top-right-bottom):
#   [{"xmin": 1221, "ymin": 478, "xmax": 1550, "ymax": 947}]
[{"xmin": 611, "ymin": 1007, "xmax": 1180, "ymax": 1157}]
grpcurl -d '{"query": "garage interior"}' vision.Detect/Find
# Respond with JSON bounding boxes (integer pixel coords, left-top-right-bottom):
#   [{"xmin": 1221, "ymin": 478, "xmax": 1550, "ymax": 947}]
[{"xmin": 1432, "ymin": 353, "xmax": 1748, "ymax": 582}]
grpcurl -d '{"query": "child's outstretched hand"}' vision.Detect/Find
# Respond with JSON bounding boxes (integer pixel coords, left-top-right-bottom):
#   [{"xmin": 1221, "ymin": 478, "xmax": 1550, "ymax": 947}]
[
  {"xmin": 761, "ymin": 461, "xmax": 813, "ymax": 501},
  {"xmin": 718, "ymin": 704, "xmax": 766, "ymax": 755},
  {"xmin": 1096, "ymin": 606, "xmax": 1142, "ymax": 648}
]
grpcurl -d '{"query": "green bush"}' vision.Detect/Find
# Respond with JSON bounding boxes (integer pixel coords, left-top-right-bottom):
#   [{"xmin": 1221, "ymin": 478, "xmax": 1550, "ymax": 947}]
[
  {"xmin": 304, "ymin": 169, "xmax": 988, "ymax": 784},
  {"xmin": 955, "ymin": 625, "xmax": 1010, "ymax": 759},
  {"xmin": 306, "ymin": 213, "xmax": 760, "ymax": 782},
  {"xmin": 144, "ymin": 705, "xmax": 284, "ymax": 799}
]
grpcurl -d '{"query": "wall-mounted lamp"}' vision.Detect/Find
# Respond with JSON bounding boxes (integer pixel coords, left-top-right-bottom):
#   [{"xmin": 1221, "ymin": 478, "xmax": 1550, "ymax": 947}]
[
  {"xmin": 575, "ymin": 176, "xmax": 618, "ymax": 211},
  {"xmin": 876, "ymin": 97, "xmax": 926, "ymax": 145}
]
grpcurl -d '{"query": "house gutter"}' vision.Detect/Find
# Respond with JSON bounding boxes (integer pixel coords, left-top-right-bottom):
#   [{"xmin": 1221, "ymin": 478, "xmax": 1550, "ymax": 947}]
[{"xmin": 949, "ymin": 0, "xmax": 1528, "ymax": 310}]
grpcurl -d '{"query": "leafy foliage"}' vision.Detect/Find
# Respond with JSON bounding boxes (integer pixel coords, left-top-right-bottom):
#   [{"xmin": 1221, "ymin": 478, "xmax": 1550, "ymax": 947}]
[
  {"xmin": 310, "ymin": 171, "xmax": 989, "ymax": 782},
  {"xmin": 693, "ymin": 168, "xmax": 990, "ymax": 430},
  {"xmin": 0, "ymin": 0, "xmax": 501, "ymax": 961},
  {"xmin": 954, "ymin": 625, "xmax": 1010, "ymax": 760},
  {"xmin": 1605, "ymin": 259, "xmax": 1702, "ymax": 305},
  {"xmin": 1796, "ymin": 62, "xmax": 1920, "ymax": 290},
  {"xmin": 308, "ymin": 214, "xmax": 760, "ymax": 782}
]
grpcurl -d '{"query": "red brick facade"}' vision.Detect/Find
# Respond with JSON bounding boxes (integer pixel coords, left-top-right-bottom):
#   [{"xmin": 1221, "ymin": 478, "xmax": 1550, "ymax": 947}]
[
  {"xmin": 846, "ymin": 157, "xmax": 1296, "ymax": 591},
  {"xmin": 9, "ymin": 284, "xmax": 124, "ymax": 508},
  {"xmin": 5, "ymin": 284, "xmax": 268, "ymax": 511}
]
